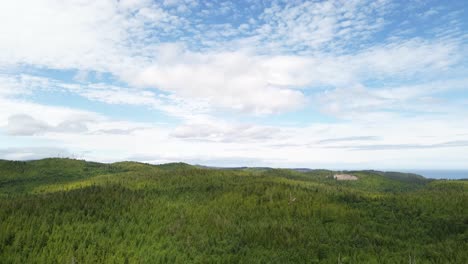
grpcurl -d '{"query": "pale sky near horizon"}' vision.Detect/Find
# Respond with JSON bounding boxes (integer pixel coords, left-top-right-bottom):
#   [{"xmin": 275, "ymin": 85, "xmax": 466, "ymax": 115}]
[{"xmin": 0, "ymin": 0, "xmax": 467, "ymax": 169}]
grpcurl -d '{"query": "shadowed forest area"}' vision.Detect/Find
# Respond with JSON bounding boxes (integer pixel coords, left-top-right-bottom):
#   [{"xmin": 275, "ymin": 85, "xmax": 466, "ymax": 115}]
[{"xmin": 0, "ymin": 158, "xmax": 467, "ymax": 263}]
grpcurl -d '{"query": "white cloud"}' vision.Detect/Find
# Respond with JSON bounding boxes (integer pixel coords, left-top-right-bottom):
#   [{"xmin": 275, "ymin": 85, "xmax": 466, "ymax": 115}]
[
  {"xmin": 5, "ymin": 113, "xmax": 94, "ymax": 136},
  {"xmin": 171, "ymin": 122, "xmax": 281, "ymax": 143},
  {"xmin": 5, "ymin": 114, "xmax": 52, "ymax": 136},
  {"xmin": 316, "ymin": 78, "xmax": 468, "ymax": 119},
  {"xmin": 0, "ymin": 75, "xmax": 30, "ymax": 97},
  {"xmin": 356, "ymin": 39, "xmax": 459, "ymax": 76},
  {"xmin": 0, "ymin": 0, "xmax": 180, "ymax": 72},
  {"xmin": 131, "ymin": 37, "xmax": 460, "ymax": 114},
  {"xmin": 0, "ymin": 1, "xmax": 463, "ymax": 116},
  {"xmin": 0, "ymin": 97, "xmax": 102, "ymax": 128},
  {"xmin": 134, "ymin": 50, "xmax": 306, "ymax": 114},
  {"xmin": 318, "ymin": 85, "xmax": 391, "ymax": 118},
  {"xmin": 255, "ymin": 0, "xmax": 390, "ymax": 53}
]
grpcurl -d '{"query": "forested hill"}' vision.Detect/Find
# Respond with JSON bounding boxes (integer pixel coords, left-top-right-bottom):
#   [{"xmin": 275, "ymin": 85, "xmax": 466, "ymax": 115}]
[{"xmin": 0, "ymin": 158, "xmax": 467, "ymax": 263}]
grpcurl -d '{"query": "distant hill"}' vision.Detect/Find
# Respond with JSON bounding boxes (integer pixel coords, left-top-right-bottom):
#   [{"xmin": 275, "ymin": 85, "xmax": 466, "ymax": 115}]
[
  {"xmin": 366, "ymin": 170, "xmax": 428, "ymax": 183},
  {"xmin": 0, "ymin": 158, "xmax": 466, "ymax": 263}
]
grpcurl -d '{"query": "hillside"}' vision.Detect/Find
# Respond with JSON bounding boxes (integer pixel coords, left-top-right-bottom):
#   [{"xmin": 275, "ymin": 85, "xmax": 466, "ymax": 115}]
[{"xmin": 0, "ymin": 158, "xmax": 467, "ymax": 263}]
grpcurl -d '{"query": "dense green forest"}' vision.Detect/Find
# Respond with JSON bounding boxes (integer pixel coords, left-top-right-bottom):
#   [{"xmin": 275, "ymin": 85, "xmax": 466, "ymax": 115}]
[{"xmin": 0, "ymin": 158, "xmax": 467, "ymax": 263}]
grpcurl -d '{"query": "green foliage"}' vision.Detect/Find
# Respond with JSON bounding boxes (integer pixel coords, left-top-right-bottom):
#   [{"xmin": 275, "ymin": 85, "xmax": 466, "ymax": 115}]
[{"xmin": 0, "ymin": 159, "xmax": 467, "ymax": 263}]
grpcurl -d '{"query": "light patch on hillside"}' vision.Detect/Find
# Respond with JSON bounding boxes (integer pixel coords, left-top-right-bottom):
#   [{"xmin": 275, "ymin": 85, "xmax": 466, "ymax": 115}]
[{"xmin": 334, "ymin": 174, "xmax": 358, "ymax": 181}]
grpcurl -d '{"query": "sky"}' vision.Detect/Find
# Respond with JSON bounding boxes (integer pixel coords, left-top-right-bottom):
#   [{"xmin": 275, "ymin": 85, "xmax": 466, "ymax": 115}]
[{"xmin": 0, "ymin": 0, "xmax": 467, "ymax": 170}]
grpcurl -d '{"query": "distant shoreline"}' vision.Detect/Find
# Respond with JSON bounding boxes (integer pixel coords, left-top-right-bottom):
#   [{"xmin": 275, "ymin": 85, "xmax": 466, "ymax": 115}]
[{"xmin": 403, "ymin": 170, "xmax": 468, "ymax": 180}]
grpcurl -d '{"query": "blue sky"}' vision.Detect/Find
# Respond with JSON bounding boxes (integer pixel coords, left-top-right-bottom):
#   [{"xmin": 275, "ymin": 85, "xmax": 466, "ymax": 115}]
[{"xmin": 0, "ymin": 0, "xmax": 467, "ymax": 169}]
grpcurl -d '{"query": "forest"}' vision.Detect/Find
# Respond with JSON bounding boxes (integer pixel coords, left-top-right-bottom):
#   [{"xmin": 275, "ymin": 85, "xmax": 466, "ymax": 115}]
[{"xmin": 0, "ymin": 158, "xmax": 467, "ymax": 263}]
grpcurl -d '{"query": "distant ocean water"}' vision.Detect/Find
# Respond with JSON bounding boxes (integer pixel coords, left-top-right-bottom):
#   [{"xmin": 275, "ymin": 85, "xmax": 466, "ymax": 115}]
[{"xmin": 404, "ymin": 170, "xmax": 468, "ymax": 179}]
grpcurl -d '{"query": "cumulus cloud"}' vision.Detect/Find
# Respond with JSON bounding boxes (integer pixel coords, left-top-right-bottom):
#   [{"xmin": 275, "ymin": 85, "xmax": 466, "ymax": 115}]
[
  {"xmin": 133, "ymin": 50, "xmax": 306, "ymax": 114},
  {"xmin": 5, "ymin": 114, "xmax": 51, "ymax": 136},
  {"xmin": 5, "ymin": 114, "xmax": 89, "ymax": 136},
  {"xmin": 130, "ymin": 37, "xmax": 460, "ymax": 114}
]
